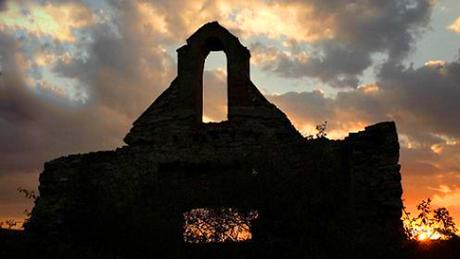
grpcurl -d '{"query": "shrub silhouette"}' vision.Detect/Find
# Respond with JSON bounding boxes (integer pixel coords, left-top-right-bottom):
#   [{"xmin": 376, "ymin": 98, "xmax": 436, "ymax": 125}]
[
  {"xmin": 0, "ymin": 219, "xmax": 17, "ymax": 230},
  {"xmin": 0, "ymin": 187, "xmax": 38, "ymax": 230},
  {"xmin": 403, "ymin": 198, "xmax": 458, "ymax": 241},
  {"xmin": 305, "ymin": 121, "xmax": 328, "ymax": 140}
]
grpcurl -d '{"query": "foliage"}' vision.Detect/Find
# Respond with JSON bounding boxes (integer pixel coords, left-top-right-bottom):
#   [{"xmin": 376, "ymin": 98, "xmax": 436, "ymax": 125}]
[
  {"xmin": 17, "ymin": 186, "xmax": 38, "ymax": 222},
  {"xmin": 17, "ymin": 187, "xmax": 37, "ymax": 200},
  {"xmin": 0, "ymin": 187, "xmax": 38, "ymax": 230},
  {"xmin": 306, "ymin": 121, "xmax": 328, "ymax": 140},
  {"xmin": 403, "ymin": 198, "xmax": 458, "ymax": 241},
  {"xmin": 183, "ymin": 208, "xmax": 258, "ymax": 243},
  {"xmin": 0, "ymin": 219, "xmax": 18, "ymax": 230}
]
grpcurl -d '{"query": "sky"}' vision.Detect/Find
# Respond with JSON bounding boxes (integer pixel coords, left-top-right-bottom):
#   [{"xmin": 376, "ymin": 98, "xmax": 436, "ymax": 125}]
[{"xmin": 0, "ymin": 0, "xmax": 460, "ymax": 227}]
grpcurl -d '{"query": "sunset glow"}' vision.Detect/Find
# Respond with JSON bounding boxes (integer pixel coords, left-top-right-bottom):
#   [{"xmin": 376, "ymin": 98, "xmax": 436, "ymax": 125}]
[
  {"xmin": 1, "ymin": 0, "xmax": 460, "ymax": 237},
  {"xmin": 403, "ymin": 218, "xmax": 448, "ymax": 241}
]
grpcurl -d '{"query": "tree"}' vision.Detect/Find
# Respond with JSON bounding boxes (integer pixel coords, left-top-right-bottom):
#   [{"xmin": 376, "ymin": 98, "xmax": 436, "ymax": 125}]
[
  {"xmin": 403, "ymin": 198, "xmax": 458, "ymax": 241},
  {"xmin": 433, "ymin": 207, "xmax": 457, "ymax": 238}
]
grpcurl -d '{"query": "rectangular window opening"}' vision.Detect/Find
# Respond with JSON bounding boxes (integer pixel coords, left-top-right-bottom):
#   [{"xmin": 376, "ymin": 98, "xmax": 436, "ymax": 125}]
[{"xmin": 183, "ymin": 208, "xmax": 258, "ymax": 243}]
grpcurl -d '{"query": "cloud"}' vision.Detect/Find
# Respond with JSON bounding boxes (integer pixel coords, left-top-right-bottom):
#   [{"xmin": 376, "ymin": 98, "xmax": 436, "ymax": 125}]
[
  {"xmin": 425, "ymin": 60, "xmax": 447, "ymax": 67},
  {"xmin": 377, "ymin": 59, "xmax": 460, "ymax": 139},
  {"xmin": 143, "ymin": 0, "xmax": 334, "ymax": 44},
  {"xmin": 218, "ymin": 1, "xmax": 335, "ymax": 42},
  {"xmin": 0, "ymin": 0, "xmax": 175, "ymax": 177},
  {"xmin": 266, "ymin": 57, "xmax": 460, "ymax": 145},
  {"xmin": 448, "ymin": 17, "xmax": 460, "ymax": 33},
  {"xmin": 268, "ymin": 56, "xmax": 460, "ymax": 148},
  {"xmin": 0, "ymin": 1, "xmax": 95, "ymax": 42},
  {"xmin": 2, "ymin": 0, "xmax": 438, "ymax": 177},
  {"xmin": 116, "ymin": 0, "xmax": 431, "ymax": 90},
  {"xmin": 429, "ymin": 184, "xmax": 452, "ymax": 194},
  {"xmin": 272, "ymin": 68, "xmax": 458, "ymax": 146},
  {"xmin": 249, "ymin": 0, "xmax": 433, "ymax": 88},
  {"xmin": 432, "ymin": 188, "xmax": 460, "ymax": 214}
]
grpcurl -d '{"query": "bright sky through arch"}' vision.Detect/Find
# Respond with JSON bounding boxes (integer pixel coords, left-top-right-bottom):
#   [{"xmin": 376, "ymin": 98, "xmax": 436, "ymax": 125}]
[{"xmin": 203, "ymin": 51, "xmax": 228, "ymax": 123}]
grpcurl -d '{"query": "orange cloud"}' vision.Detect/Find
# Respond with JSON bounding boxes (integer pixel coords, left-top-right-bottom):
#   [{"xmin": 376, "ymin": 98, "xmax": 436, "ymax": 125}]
[
  {"xmin": 431, "ymin": 144, "xmax": 444, "ymax": 155},
  {"xmin": 429, "ymin": 184, "xmax": 452, "ymax": 194},
  {"xmin": 433, "ymin": 188, "xmax": 460, "ymax": 208},
  {"xmin": 136, "ymin": 0, "xmax": 336, "ymax": 44},
  {"xmin": 218, "ymin": 1, "xmax": 335, "ymax": 42},
  {"xmin": 432, "ymin": 187, "xmax": 460, "ymax": 226},
  {"xmin": 358, "ymin": 84, "xmax": 380, "ymax": 94},
  {"xmin": 135, "ymin": 2, "xmax": 169, "ymax": 35}
]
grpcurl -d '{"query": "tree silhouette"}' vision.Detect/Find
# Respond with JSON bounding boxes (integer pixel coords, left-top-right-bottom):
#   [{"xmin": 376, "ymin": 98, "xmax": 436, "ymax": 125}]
[
  {"xmin": 0, "ymin": 187, "xmax": 38, "ymax": 230},
  {"xmin": 305, "ymin": 121, "xmax": 328, "ymax": 140},
  {"xmin": 183, "ymin": 208, "xmax": 258, "ymax": 243},
  {"xmin": 403, "ymin": 198, "xmax": 458, "ymax": 241}
]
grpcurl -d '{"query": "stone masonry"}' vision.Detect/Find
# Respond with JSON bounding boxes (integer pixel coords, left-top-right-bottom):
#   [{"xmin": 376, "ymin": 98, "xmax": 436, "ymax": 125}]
[{"xmin": 26, "ymin": 22, "xmax": 403, "ymax": 258}]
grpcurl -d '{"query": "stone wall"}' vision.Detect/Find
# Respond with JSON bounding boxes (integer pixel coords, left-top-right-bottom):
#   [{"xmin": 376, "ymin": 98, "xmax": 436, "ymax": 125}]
[{"xmin": 26, "ymin": 22, "xmax": 403, "ymax": 258}]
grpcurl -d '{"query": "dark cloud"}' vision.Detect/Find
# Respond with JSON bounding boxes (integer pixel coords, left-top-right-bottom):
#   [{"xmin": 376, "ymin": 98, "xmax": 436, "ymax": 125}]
[
  {"xmin": 257, "ymin": 0, "xmax": 433, "ymax": 88},
  {"xmin": 270, "ymin": 58, "xmax": 460, "ymax": 141},
  {"xmin": 377, "ymin": 60, "xmax": 460, "ymax": 138},
  {"xmin": 267, "ymin": 90, "xmax": 334, "ymax": 126},
  {"xmin": 0, "ymin": 0, "xmax": 175, "ymax": 176},
  {"xmin": 0, "ymin": 0, "xmax": 452, "ymax": 176}
]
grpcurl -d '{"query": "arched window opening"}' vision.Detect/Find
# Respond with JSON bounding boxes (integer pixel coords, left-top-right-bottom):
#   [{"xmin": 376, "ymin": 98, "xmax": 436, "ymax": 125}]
[
  {"xmin": 202, "ymin": 51, "xmax": 228, "ymax": 123},
  {"xmin": 183, "ymin": 208, "xmax": 258, "ymax": 243}
]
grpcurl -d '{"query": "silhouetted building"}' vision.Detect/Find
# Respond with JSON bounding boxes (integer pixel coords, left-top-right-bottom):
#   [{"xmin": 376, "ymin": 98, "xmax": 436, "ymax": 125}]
[{"xmin": 27, "ymin": 22, "xmax": 403, "ymax": 258}]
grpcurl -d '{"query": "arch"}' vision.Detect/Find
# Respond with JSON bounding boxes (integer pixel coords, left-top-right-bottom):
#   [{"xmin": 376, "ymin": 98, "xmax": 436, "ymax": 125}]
[
  {"xmin": 123, "ymin": 21, "xmax": 301, "ymax": 146},
  {"xmin": 176, "ymin": 22, "xmax": 251, "ymax": 123}
]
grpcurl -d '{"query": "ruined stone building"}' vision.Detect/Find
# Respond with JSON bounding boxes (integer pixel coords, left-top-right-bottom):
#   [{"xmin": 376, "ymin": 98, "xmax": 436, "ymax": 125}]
[{"xmin": 27, "ymin": 22, "xmax": 403, "ymax": 258}]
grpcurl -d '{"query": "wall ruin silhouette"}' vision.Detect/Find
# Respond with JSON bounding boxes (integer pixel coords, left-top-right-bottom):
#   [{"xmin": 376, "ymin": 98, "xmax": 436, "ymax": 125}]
[{"xmin": 26, "ymin": 22, "xmax": 403, "ymax": 258}]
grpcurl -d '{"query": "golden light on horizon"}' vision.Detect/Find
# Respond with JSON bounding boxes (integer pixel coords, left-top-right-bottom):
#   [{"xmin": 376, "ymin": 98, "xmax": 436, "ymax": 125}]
[
  {"xmin": 402, "ymin": 200, "xmax": 458, "ymax": 242},
  {"xmin": 0, "ymin": 217, "xmax": 26, "ymax": 231},
  {"xmin": 410, "ymin": 224, "xmax": 444, "ymax": 241}
]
